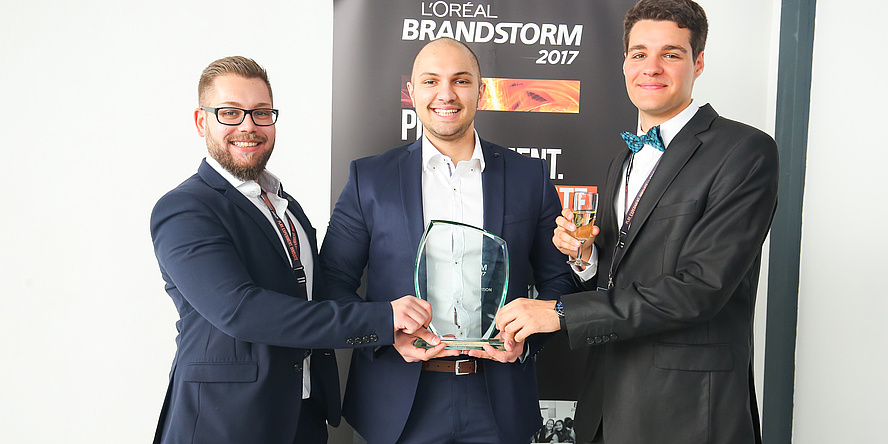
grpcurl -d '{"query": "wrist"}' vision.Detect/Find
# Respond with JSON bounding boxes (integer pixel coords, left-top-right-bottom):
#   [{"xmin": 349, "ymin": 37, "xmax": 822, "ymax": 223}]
[{"xmin": 554, "ymin": 300, "xmax": 566, "ymax": 330}]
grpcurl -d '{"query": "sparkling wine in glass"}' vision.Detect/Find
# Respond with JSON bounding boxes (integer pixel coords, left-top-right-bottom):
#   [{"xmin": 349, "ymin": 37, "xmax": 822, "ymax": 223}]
[{"xmin": 567, "ymin": 191, "xmax": 598, "ymax": 266}]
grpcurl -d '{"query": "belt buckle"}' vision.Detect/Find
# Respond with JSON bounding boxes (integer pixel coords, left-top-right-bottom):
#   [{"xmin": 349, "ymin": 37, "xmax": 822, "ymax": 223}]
[{"xmin": 454, "ymin": 359, "xmax": 473, "ymax": 375}]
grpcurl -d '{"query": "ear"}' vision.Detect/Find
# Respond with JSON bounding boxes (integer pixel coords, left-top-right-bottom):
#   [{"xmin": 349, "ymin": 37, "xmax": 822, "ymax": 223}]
[
  {"xmin": 194, "ymin": 108, "xmax": 208, "ymax": 137},
  {"xmin": 477, "ymin": 81, "xmax": 487, "ymax": 109},
  {"xmin": 406, "ymin": 81, "xmax": 416, "ymax": 108},
  {"xmin": 693, "ymin": 51, "xmax": 705, "ymax": 79}
]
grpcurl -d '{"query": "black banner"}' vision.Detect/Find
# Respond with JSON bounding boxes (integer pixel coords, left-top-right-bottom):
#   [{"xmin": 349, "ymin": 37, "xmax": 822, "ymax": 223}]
[{"xmin": 332, "ymin": 0, "xmax": 637, "ymax": 412}]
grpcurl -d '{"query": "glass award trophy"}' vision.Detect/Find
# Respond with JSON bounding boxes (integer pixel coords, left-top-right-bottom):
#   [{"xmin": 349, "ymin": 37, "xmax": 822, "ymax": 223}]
[{"xmin": 413, "ymin": 220, "xmax": 509, "ymax": 351}]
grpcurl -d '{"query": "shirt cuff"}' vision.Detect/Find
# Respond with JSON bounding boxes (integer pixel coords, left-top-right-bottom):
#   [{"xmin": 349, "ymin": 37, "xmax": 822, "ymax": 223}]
[
  {"xmin": 517, "ymin": 341, "xmax": 531, "ymax": 363},
  {"xmin": 570, "ymin": 244, "xmax": 599, "ymax": 281}
]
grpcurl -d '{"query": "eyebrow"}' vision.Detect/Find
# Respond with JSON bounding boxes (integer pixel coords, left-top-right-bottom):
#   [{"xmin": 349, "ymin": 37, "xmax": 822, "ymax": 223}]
[
  {"xmin": 662, "ymin": 44, "xmax": 689, "ymax": 54},
  {"xmin": 628, "ymin": 44, "xmax": 688, "ymax": 54},
  {"xmin": 217, "ymin": 101, "xmax": 273, "ymax": 108},
  {"xmin": 417, "ymin": 71, "xmax": 476, "ymax": 78}
]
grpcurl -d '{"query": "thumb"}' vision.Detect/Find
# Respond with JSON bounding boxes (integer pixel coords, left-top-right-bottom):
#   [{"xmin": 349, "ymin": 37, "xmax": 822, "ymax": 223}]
[{"xmin": 411, "ymin": 327, "xmax": 441, "ymax": 347}]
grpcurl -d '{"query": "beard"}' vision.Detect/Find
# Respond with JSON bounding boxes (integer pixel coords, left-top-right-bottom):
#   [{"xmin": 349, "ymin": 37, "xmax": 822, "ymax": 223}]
[
  {"xmin": 419, "ymin": 103, "xmax": 476, "ymax": 144},
  {"xmin": 206, "ymin": 130, "xmax": 273, "ymax": 182},
  {"xmin": 424, "ymin": 121, "xmax": 471, "ymax": 142}
]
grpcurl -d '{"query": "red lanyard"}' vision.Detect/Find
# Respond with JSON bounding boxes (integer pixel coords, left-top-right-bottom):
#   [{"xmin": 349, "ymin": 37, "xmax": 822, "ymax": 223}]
[
  {"xmin": 259, "ymin": 192, "xmax": 307, "ymax": 292},
  {"xmin": 259, "ymin": 192, "xmax": 300, "ymax": 263},
  {"xmin": 622, "ymin": 153, "xmax": 661, "ymax": 228},
  {"xmin": 608, "ymin": 153, "xmax": 662, "ymax": 289}
]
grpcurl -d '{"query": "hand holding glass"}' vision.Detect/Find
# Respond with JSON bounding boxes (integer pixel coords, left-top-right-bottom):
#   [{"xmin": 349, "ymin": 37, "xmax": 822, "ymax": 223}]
[{"xmin": 566, "ymin": 191, "xmax": 598, "ymax": 267}]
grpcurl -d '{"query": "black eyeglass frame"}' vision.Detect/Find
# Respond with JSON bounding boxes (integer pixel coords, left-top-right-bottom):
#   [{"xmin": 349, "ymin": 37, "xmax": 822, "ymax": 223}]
[{"xmin": 200, "ymin": 106, "xmax": 279, "ymax": 126}]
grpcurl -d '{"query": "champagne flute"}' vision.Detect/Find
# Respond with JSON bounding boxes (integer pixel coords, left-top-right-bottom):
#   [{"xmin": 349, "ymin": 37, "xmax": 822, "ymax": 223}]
[{"xmin": 566, "ymin": 191, "xmax": 598, "ymax": 266}]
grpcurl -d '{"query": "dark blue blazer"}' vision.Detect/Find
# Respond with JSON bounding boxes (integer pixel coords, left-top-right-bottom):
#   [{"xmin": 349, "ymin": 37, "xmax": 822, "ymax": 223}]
[
  {"xmin": 151, "ymin": 160, "xmax": 394, "ymax": 443},
  {"xmin": 320, "ymin": 139, "xmax": 575, "ymax": 444}
]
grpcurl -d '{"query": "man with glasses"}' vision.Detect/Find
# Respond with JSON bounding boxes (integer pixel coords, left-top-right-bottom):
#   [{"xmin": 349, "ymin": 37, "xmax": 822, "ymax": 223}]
[{"xmin": 150, "ymin": 56, "xmax": 438, "ymax": 444}]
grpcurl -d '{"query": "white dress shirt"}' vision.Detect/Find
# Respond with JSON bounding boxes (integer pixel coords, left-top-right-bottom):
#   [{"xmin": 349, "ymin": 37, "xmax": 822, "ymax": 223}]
[
  {"xmin": 205, "ymin": 156, "xmax": 314, "ymax": 399},
  {"xmin": 575, "ymin": 100, "xmax": 701, "ymax": 282},
  {"xmin": 420, "ymin": 132, "xmax": 486, "ymax": 340}
]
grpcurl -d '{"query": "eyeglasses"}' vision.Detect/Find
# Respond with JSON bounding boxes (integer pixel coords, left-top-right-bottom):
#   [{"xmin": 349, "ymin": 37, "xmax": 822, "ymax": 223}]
[{"xmin": 201, "ymin": 106, "xmax": 279, "ymax": 126}]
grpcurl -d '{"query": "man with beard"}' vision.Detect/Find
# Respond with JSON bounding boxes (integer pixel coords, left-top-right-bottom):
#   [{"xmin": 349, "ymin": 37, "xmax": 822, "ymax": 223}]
[
  {"xmin": 320, "ymin": 39, "xmax": 574, "ymax": 444},
  {"xmin": 150, "ymin": 56, "xmax": 438, "ymax": 444}
]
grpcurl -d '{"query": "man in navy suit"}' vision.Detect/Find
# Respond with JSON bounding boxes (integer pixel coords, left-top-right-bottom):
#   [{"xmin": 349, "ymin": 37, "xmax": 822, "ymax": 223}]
[
  {"xmin": 320, "ymin": 39, "xmax": 574, "ymax": 444},
  {"xmin": 150, "ymin": 56, "xmax": 438, "ymax": 444},
  {"xmin": 496, "ymin": 1, "xmax": 779, "ymax": 443}
]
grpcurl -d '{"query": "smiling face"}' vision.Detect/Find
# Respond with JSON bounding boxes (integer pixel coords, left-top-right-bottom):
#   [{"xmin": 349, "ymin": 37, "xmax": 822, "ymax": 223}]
[
  {"xmin": 623, "ymin": 19, "xmax": 704, "ymax": 129},
  {"xmin": 407, "ymin": 39, "xmax": 485, "ymax": 152},
  {"xmin": 195, "ymin": 74, "xmax": 275, "ymax": 181}
]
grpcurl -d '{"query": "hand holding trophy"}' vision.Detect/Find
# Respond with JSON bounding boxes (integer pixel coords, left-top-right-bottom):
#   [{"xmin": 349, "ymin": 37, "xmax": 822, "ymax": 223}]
[{"xmin": 412, "ymin": 220, "xmax": 509, "ymax": 351}]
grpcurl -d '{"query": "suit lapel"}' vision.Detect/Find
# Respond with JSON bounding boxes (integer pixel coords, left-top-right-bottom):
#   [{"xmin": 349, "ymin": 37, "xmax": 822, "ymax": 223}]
[
  {"xmin": 282, "ymin": 189, "xmax": 317, "ymax": 257},
  {"xmin": 481, "ymin": 140, "xmax": 505, "ymax": 237},
  {"xmin": 197, "ymin": 159, "xmax": 291, "ymax": 265},
  {"xmin": 400, "ymin": 139, "xmax": 503, "ymax": 242},
  {"xmin": 613, "ymin": 105, "xmax": 718, "ymax": 271},
  {"xmin": 605, "ymin": 150, "xmax": 631, "ymax": 232},
  {"xmin": 400, "ymin": 140, "xmax": 426, "ymax": 248}
]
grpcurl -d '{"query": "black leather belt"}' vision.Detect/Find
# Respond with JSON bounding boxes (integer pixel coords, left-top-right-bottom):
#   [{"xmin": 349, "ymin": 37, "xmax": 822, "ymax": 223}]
[{"xmin": 421, "ymin": 359, "xmax": 484, "ymax": 375}]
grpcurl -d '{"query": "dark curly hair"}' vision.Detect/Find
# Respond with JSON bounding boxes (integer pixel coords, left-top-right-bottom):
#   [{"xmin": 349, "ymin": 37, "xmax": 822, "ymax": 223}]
[{"xmin": 624, "ymin": 0, "xmax": 708, "ymax": 60}]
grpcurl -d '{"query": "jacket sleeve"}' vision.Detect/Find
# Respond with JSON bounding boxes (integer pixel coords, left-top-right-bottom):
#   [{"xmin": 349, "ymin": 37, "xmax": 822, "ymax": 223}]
[
  {"xmin": 319, "ymin": 161, "xmax": 386, "ymax": 359},
  {"xmin": 151, "ymin": 187, "xmax": 394, "ymax": 349},
  {"xmin": 562, "ymin": 130, "xmax": 779, "ymax": 348},
  {"xmin": 319, "ymin": 161, "xmax": 372, "ymax": 304},
  {"xmin": 525, "ymin": 158, "xmax": 582, "ymax": 356}
]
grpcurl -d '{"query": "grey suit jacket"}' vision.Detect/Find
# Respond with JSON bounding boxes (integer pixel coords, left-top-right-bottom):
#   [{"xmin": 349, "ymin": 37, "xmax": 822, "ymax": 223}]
[{"xmin": 562, "ymin": 104, "xmax": 778, "ymax": 443}]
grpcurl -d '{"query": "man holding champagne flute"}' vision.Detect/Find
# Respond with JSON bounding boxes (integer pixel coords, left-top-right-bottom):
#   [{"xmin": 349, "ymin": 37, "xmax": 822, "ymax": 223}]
[{"xmin": 495, "ymin": 0, "xmax": 779, "ymax": 442}]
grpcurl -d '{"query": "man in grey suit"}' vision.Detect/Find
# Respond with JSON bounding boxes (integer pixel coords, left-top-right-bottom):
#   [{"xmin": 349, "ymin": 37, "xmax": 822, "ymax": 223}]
[{"xmin": 495, "ymin": 1, "xmax": 778, "ymax": 443}]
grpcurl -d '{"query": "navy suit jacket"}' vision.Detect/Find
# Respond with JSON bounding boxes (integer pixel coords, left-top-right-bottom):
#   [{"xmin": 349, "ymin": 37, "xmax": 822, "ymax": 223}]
[
  {"xmin": 150, "ymin": 160, "xmax": 394, "ymax": 443},
  {"xmin": 562, "ymin": 105, "xmax": 778, "ymax": 443},
  {"xmin": 320, "ymin": 139, "xmax": 575, "ymax": 444}
]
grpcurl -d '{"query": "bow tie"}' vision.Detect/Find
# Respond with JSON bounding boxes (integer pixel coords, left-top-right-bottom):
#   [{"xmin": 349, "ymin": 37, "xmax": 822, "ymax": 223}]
[{"xmin": 621, "ymin": 126, "xmax": 664, "ymax": 153}]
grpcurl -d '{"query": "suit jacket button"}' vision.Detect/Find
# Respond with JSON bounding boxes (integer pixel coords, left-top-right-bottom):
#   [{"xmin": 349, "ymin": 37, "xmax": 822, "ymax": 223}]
[
  {"xmin": 362, "ymin": 335, "xmax": 371, "ymax": 343},
  {"xmin": 610, "ymin": 333, "xmax": 619, "ymax": 340},
  {"xmin": 293, "ymin": 364, "xmax": 302, "ymax": 373},
  {"xmin": 369, "ymin": 334, "xmax": 379, "ymax": 342},
  {"xmin": 594, "ymin": 336, "xmax": 603, "ymax": 343},
  {"xmin": 346, "ymin": 339, "xmax": 355, "ymax": 345}
]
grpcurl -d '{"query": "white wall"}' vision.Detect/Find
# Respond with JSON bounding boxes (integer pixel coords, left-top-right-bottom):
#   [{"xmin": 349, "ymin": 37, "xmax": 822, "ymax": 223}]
[
  {"xmin": 692, "ymin": 0, "xmax": 783, "ymax": 412},
  {"xmin": 0, "ymin": 1, "xmax": 788, "ymax": 442},
  {"xmin": 0, "ymin": 1, "xmax": 333, "ymax": 442},
  {"xmin": 793, "ymin": 0, "xmax": 888, "ymax": 442}
]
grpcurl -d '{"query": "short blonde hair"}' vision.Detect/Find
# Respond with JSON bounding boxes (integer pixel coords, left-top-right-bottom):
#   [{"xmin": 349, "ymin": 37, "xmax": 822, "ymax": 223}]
[{"xmin": 198, "ymin": 56, "xmax": 272, "ymax": 106}]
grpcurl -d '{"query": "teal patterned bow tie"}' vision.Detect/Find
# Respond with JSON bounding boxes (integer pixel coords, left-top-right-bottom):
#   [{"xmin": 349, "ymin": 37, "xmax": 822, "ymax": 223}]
[{"xmin": 621, "ymin": 126, "xmax": 664, "ymax": 153}]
